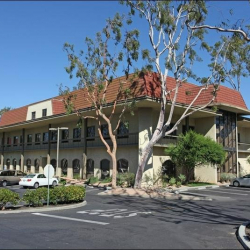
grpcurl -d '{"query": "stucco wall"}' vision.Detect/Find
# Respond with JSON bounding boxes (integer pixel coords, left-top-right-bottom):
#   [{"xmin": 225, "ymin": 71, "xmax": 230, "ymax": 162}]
[
  {"xmin": 26, "ymin": 100, "xmax": 53, "ymax": 120},
  {"xmin": 238, "ymin": 127, "xmax": 250, "ymax": 143},
  {"xmin": 238, "ymin": 153, "xmax": 250, "ymax": 175},
  {"xmin": 194, "ymin": 116, "xmax": 217, "ymax": 183}
]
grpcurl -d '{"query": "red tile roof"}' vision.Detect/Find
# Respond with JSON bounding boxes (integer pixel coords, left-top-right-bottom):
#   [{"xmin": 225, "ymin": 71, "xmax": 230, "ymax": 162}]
[
  {"xmin": 0, "ymin": 106, "xmax": 28, "ymax": 127},
  {"xmin": 0, "ymin": 72, "xmax": 248, "ymax": 127},
  {"xmin": 52, "ymin": 99, "xmax": 66, "ymax": 115}
]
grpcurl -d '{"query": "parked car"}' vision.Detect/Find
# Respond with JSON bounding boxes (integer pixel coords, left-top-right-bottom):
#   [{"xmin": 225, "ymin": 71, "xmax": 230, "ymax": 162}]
[
  {"xmin": 231, "ymin": 174, "xmax": 250, "ymax": 187},
  {"xmin": 0, "ymin": 170, "xmax": 26, "ymax": 187},
  {"xmin": 19, "ymin": 173, "xmax": 58, "ymax": 189}
]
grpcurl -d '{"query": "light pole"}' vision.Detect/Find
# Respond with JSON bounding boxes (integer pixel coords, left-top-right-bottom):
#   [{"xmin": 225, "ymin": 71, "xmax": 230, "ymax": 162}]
[{"xmin": 49, "ymin": 127, "xmax": 68, "ymax": 176}]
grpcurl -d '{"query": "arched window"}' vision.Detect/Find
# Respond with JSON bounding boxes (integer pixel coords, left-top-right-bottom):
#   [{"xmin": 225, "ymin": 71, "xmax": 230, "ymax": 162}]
[
  {"xmin": 117, "ymin": 159, "xmax": 128, "ymax": 173},
  {"xmin": 86, "ymin": 159, "xmax": 94, "ymax": 178},
  {"xmin": 100, "ymin": 159, "xmax": 110, "ymax": 179},
  {"xmin": 26, "ymin": 159, "xmax": 31, "ymax": 172},
  {"xmin": 61, "ymin": 159, "xmax": 68, "ymax": 175},
  {"xmin": 73, "ymin": 159, "xmax": 80, "ymax": 178},
  {"xmin": 6, "ymin": 159, "xmax": 10, "ymax": 170},
  {"xmin": 12, "ymin": 158, "xmax": 17, "ymax": 170},
  {"xmin": 50, "ymin": 159, "xmax": 56, "ymax": 172},
  {"xmin": 162, "ymin": 160, "xmax": 176, "ymax": 177},
  {"xmin": 34, "ymin": 159, "xmax": 40, "ymax": 173}
]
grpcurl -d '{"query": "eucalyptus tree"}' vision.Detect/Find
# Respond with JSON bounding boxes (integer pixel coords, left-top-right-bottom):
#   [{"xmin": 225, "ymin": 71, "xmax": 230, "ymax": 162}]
[
  {"xmin": 0, "ymin": 107, "xmax": 12, "ymax": 119},
  {"xmin": 121, "ymin": 0, "xmax": 250, "ymax": 188},
  {"xmin": 62, "ymin": 14, "xmax": 139, "ymax": 188}
]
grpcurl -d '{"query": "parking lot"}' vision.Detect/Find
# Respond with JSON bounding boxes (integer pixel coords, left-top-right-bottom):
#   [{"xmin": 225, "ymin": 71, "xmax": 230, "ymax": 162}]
[
  {"xmin": 0, "ymin": 185, "xmax": 248, "ymax": 249},
  {"xmin": 179, "ymin": 185, "xmax": 250, "ymax": 202}
]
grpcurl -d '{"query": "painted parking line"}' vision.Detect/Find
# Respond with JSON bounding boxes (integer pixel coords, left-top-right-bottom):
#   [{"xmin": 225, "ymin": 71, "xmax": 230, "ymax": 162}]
[
  {"xmin": 201, "ymin": 189, "xmax": 248, "ymax": 196},
  {"xmin": 179, "ymin": 191, "xmax": 230, "ymax": 199},
  {"xmin": 32, "ymin": 213, "xmax": 109, "ymax": 225},
  {"xmin": 221, "ymin": 187, "xmax": 250, "ymax": 193},
  {"xmin": 223, "ymin": 186, "xmax": 250, "ymax": 192}
]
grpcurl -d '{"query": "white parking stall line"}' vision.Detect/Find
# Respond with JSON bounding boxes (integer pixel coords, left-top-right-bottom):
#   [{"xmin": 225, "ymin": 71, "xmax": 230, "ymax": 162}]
[
  {"xmin": 180, "ymin": 191, "xmax": 230, "ymax": 199},
  {"xmin": 202, "ymin": 189, "xmax": 248, "ymax": 196},
  {"xmin": 223, "ymin": 186, "xmax": 250, "ymax": 193},
  {"xmin": 223, "ymin": 186, "xmax": 250, "ymax": 192},
  {"xmin": 32, "ymin": 213, "xmax": 109, "ymax": 225}
]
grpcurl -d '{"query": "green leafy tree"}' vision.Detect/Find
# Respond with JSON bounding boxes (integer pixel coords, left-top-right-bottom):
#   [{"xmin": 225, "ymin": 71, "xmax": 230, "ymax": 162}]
[
  {"xmin": 165, "ymin": 130, "xmax": 226, "ymax": 183},
  {"xmin": 62, "ymin": 14, "xmax": 139, "ymax": 189},
  {"xmin": 0, "ymin": 107, "xmax": 11, "ymax": 119},
  {"xmin": 121, "ymin": 0, "xmax": 250, "ymax": 188}
]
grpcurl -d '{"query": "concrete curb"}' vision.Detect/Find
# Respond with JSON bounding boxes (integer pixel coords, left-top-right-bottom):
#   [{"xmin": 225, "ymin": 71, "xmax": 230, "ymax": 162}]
[
  {"xmin": 0, "ymin": 200, "xmax": 87, "ymax": 214},
  {"xmin": 238, "ymin": 221, "xmax": 250, "ymax": 249}
]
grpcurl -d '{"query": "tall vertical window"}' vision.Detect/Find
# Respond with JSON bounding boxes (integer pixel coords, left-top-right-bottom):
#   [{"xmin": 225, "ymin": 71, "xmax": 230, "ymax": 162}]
[
  {"xmin": 50, "ymin": 131, "xmax": 57, "ymax": 142},
  {"xmin": 43, "ymin": 132, "xmax": 49, "ymax": 143},
  {"xmin": 31, "ymin": 111, "xmax": 36, "ymax": 119},
  {"xmin": 118, "ymin": 122, "xmax": 129, "ymax": 138},
  {"xmin": 27, "ymin": 134, "xmax": 32, "ymax": 145},
  {"xmin": 42, "ymin": 109, "xmax": 47, "ymax": 117},
  {"xmin": 62, "ymin": 129, "xmax": 69, "ymax": 142},
  {"xmin": 6, "ymin": 159, "xmax": 10, "ymax": 170},
  {"xmin": 35, "ymin": 133, "xmax": 41, "ymax": 144},
  {"xmin": 26, "ymin": 159, "xmax": 31, "ymax": 172},
  {"xmin": 164, "ymin": 123, "xmax": 177, "ymax": 136},
  {"xmin": 101, "ymin": 124, "xmax": 109, "ymax": 138},
  {"xmin": 73, "ymin": 159, "xmax": 80, "ymax": 178},
  {"xmin": 34, "ymin": 159, "xmax": 40, "ymax": 172},
  {"xmin": 61, "ymin": 159, "xmax": 68, "ymax": 175},
  {"xmin": 13, "ymin": 159, "xmax": 17, "ymax": 170},
  {"xmin": 13, "ymin": 136, "xmax": 18, "ymax": 145},
  {"xmin": 73, "ymin": 128, "xmax": 81, "ymax": 142},
  {"xmin": 87, "ymin": 126, "xmax": 95, "ymax": 140},
  {"xmin": 7, "ymin": 137, "xmax": 11, "ymax": 147}
]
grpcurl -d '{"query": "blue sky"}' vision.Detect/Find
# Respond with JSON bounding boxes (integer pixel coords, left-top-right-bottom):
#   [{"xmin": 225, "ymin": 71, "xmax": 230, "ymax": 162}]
[{"xmin": 0, "ymin": 1, "xmax": 249, "ymax": 110}]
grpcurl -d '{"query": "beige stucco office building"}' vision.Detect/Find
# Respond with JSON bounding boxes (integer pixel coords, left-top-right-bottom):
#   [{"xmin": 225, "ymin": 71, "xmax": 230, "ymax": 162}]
[{"xmin": 1, "ymin": 72, "xmax": 250, "ymax": 184}]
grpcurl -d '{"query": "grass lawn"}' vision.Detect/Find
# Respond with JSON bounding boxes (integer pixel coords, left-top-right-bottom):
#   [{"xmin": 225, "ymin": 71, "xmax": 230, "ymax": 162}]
[{"xmin": 187, "ymin": 182, "xmax": 214, "ymax": 187}]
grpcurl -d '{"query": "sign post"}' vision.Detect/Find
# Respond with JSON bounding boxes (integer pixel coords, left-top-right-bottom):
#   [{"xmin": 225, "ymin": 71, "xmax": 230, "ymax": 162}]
[{"xmin": 44, "ymin": 164, "xmax": 54, "ymax": 206}]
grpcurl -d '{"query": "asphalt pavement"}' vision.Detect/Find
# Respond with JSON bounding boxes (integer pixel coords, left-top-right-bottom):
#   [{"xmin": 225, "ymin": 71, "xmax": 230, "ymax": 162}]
[{"xmin": 0, "ymin": 185, "xmax": 247, "ymax": 249}]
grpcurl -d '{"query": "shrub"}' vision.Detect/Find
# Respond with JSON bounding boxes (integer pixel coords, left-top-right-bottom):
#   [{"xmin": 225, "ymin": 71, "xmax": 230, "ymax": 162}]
[
  {"xmin": 73, "ymin": 174, "xmax": 81, "ymax": 180},
  {"xmin": 0, "ymin": 189, "xmax": 20, "ymax": 210},
  {"xmin": 22, "ymin": 185, "xmax": 86, "ymax": 207},
  {"xmin": 59, "ymin": 185, "xmax": 85, "ymax": 203},
  {"xmin": 100, "ymin": 177, "xmax": 112, "ymax": 183},
  {"xmin": 178, "ymin": 174, "xmax": 186, "ymax": 184},
  {"xmin": 88, "ymin": 176, "xmax": 99, "ymax": 185},
  {"xmin": 220, "ymin": 173, "xmax": 236, "ymax": 182},
  {"xmin": 23, "ymin": 188, "xmax": 47, "ymax": 207},
  {"xmin": 176, "ymin": 181, "xmax": 182, "ymax": 188},
  {"xmin": 169, "ymin": 177, "xmax": 176, "ymax": 186},
  {"xmin": 117, "ymin": 172, "xmax": 135, "ymax": 187}
]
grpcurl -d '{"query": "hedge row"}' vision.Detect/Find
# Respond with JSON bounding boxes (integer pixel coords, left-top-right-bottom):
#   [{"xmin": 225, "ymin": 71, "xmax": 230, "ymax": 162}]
[{"xmin": 0, "ymin": 185, "xmax": 85, "ymax": 209}]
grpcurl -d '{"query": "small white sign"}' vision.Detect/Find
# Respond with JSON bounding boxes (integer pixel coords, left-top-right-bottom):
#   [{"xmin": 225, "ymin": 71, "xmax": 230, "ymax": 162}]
[{"xmin": 44, "ymin": 164, "xmax": 54, "ymax": 178}]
